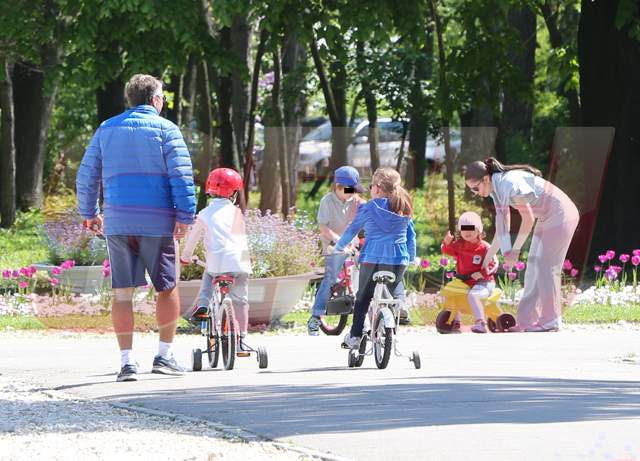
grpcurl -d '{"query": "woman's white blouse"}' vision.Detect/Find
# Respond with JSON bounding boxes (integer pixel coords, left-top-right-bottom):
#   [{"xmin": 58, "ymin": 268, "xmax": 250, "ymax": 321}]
[{"xmin": 490, "ymin": 170, "xmax": 546, "ymax": 254}]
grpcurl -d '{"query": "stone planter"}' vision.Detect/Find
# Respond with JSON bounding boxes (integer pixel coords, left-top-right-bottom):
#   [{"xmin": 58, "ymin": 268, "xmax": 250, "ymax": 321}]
[
  {"xmin": 33, "ymin": 263, "xmax": 109, "ymax": 295},
  {"xmin": 178, "ymin": 272, "xmax": 317, "ymax": 325}
]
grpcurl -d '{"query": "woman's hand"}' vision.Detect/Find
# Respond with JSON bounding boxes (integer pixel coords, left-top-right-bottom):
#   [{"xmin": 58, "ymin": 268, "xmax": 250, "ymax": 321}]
[{"xmin": 503, "ymin": 249, "xmax": 520, "ymax": 269}]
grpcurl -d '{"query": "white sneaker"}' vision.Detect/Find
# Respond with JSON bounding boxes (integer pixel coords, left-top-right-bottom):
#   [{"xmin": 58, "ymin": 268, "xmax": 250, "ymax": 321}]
[{"xmin": 342, "ymin": 332, "xmax": 361, "ymax": 349}]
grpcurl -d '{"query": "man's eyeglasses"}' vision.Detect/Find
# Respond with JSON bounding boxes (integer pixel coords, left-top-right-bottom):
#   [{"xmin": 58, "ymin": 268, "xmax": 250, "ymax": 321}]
[{"xmin": 153, "ymin": 93, "xmax": 167, "ymax": 105}]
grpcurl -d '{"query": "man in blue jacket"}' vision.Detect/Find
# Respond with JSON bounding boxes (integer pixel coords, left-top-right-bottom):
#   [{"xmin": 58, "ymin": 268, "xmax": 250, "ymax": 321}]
[{"xmin": 77, "ymin": 74, "xmax": 196, "ymax": 382}]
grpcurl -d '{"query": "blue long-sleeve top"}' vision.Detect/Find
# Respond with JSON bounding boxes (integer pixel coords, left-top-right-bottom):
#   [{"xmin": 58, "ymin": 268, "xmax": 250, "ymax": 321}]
[
  {"xmin": 76, "ymin": 105, "xmax": 196, "ymax": 236},
  {"xmin": 335, "ymin": 197, "xmax": 416, "ymax": 266}
]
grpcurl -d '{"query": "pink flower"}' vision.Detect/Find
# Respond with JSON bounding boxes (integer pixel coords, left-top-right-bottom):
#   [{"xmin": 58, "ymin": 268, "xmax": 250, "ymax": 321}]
[
  {"xmin": 421, "ymin": 259, "xmax": 431, "ymax": 269},
  {"xmin": 598, "ymin": 254, "xmax": 608, "ymax": 264},
  {"xmin": 102, "ymin": 268, "xmax": 111, "ymax": 278},
  {"xmin": 632, "ymin": 255, "xmax": 640, "ymax": 267},
  {"xmin": 502, "ymin": 263, "xmax": 510, "ymax": 271},
  {"xmin": 445, "ymin": 271, "xmax": 454, "ymax": 279},
  {"xmin": 570, "ymin": 268, "xmax": 579, "ymax": 277},
  {"xmin": 12, "ymin": 270, "xmax": 20, "ymax": 278},
  {"xmin": 28, "ymin": 265, "xmax": 37, "ymax": 274},
  {"xmin": 102, "ymin": 259, "xmax": 110, "ymax": 269},
  {"xmin": 439, "ymin": 257, "xmax": 449, "ymax": 267},
  {"xmin": 619, "ymin": 254, "xmax": 630, "ymax": 263},
  {"xmin": 605, "ymin": 267, "xmax": 618, "ymax": 281},
  {"xmin": 594, "ymin": 265, "xmax": 602, "ymax": 273},
  {"xmin": 60, "ymin": 259, "xmax": 75, "ymax": 270},
  {"xmin": 507, "ymin": 272, "xmax": 517, "ymax": 281},
  {"xmin": 50, "ymin": 278, "xmax": 60, "ymax": 286},
  {"xmin": 19, "ymin": 281, "xmax": 28, "ymax": 289},
  {"xmin": 612, "ymin": 265, "xmax": 623, "ymax": 274},
  {"xmin": 633, "ymin": 249, "xmax": 640, "ymax": 257},
  {"xmin": 605, "ymin": 250, "xmax": 616, "ymax": 260},
  {"xmin": 562, "ymin": 260, "xmax": 573, "ymax": 271},
  {"xmin": 52, "ymin": 267, "xmax": 62, "ymax": 276},
  {"xmin": 515, "ymin": 261, "xmax": 526, "ymax": 271},
  {"xmin": 2, "ymin": 270, "xmax": 10, "ymax": 279}
]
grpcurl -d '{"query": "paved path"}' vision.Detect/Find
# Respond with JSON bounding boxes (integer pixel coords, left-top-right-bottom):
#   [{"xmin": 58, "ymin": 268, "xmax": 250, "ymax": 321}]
[{"xmin": 1, "ymin": 327, "xmax": 639, "ymax": 460}]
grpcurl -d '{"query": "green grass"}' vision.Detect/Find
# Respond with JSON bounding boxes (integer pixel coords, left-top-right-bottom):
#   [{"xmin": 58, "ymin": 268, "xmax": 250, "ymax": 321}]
[
  {"xmin": 563, "ymin": 304, "xmax": 640, "ymax": 324},
  {"xmin": 0, "ymin": 315, "xmax": 47, "ymax": 330},
  {"xmin": 0, "ymin": 210, "xmax": 49, "ymax": 269}
]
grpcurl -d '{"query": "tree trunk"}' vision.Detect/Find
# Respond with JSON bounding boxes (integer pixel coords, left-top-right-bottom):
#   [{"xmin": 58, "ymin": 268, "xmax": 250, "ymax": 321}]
[
  {"xmin": 243, "ymin": 28, "xmax": 268, "ymax": 199},
  {"xmin": 579, "ymin": 0, "xmax": 640, "ymax": 264},
  {"xmin": 282, "ymin": 33, "xmax": 307, "ymax": 203},
  {"xmin": 215, "ymin": 28, "xmax": 238, "ymax": 170},
  {"xmin": 497, "ymin": 4, "xmax": 536, "ymax": 162},
  {"xmin": 273, "ymin": 45, "xmax": 290, "ymax": 217},
  {"xmin": 429, "ymin": 0, "xmax": 456, "ymax": 232},
  {"xmin": 165, "ymin": 73, "xmax": 181, "ymax": 124},
  {"xmin": 196, "ymin": 60, "xmax": 216, "ymax": 212},
  {"xmin": 12, "ymin": 59, "xmax": 60, "ymax": 210},
  {"xmin": 540, "ymin": 0, "xmax": 581, "ymax": 125},
  {"xmin": 258, "ymin": 109, "xmax": 282, "ymax": 214},
  {"xmin": 231, "ymin": 15, "xmax": 251, "ymax": 170},
  {"xmin": 407, "ymin": 26, "xmax": 434, "ymax": 189},
  {"xmin": 96, "ymin": 77, "xmax": 125, "ymax": 124},
  {"xmin": 182, "ymin": 54, "xmax": 198, "ymax": 130},
  {"xmin": 0, "ymin": 56, "xmax": 16, "ymax": 228},
  {"xmin": 356, "ymin": 40, "xmax": 379, "ymax": 175}
]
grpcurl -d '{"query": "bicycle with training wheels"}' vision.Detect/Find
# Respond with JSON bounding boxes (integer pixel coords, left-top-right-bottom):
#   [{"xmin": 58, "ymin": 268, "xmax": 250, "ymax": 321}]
[
  {"xmin": 319, "ymin": 250, "xmax": 359, "ymax": 336},
  {"xmin": 344, "ymin": 270, "xmax": 421, "ymax": 370},
  {"xmin": 187, "ymin": 257, "xmax": 268, "ymax": 371}
]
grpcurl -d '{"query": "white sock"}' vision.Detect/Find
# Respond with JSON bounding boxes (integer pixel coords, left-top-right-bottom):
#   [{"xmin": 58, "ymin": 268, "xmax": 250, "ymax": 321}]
[
  {"xmin": 120, "ymin": 349, "xmax": 135, "ymax": 367},
  {"xmin": 158, "ymin": 341, "xmax": 172, "ymax": 359}
]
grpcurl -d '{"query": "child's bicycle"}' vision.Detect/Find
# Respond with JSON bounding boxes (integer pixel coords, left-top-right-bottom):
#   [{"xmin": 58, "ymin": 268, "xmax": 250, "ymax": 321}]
[
  {"xmin": 188, "ymin": 257, "xmax": 268, "ymax": 371},
  {"xmin": 319, "ymin": 250, "xmax": 359, "ymax": 336},
  {"xmin": 436, "ymin": 275, "xmax": 516, "ymax": 333},
  {"xmin": 344, "ymin": 270, "xmax": 421, "ymax": 370}
]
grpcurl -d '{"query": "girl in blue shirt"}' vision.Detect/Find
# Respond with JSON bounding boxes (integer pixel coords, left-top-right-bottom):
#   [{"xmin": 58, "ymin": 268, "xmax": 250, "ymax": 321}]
[{"xmin": 334, "ymin": 168, "xmax": 416, "ymax": 348}]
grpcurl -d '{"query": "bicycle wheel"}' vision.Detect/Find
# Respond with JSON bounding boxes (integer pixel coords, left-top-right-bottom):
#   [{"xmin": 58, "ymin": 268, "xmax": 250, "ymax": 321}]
[
  {"xmin": 221, "ymin": 300, "xmax": 236, "ymax": 370},
  {"xmin": 319, "ymin": 314, "xmax": 349, "ymax": 336},
  {"xmin": 373, "ymin": 310, "xmax": 393, "ymax": 369}
]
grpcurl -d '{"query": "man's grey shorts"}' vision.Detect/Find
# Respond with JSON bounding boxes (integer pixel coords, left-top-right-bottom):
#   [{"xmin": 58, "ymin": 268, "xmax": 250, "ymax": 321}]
[{"xmin": 106, "ymin": 235, "xmax": 176, "ymax": 292}]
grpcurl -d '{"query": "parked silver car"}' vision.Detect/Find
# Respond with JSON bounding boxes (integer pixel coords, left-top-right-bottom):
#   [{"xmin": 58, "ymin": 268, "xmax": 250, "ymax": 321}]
[{"xmin": 296, "ymin": 119, "xmax": 461, "ymax": 179}]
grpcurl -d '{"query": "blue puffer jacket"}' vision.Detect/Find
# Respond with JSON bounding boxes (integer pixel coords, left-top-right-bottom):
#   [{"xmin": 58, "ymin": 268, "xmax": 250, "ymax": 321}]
[
  {"xmin": 76, "ymin": 105, "xmax": 196, "ymax": 236},
  {"xmin": 335, "ymin": 198, "xmax": 416, "ymax": 266}
]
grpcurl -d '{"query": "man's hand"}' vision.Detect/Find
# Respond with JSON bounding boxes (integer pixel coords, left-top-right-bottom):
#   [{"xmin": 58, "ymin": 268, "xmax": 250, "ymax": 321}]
[
  {"xmin": 471, "ymin": 272, "xmax": 483, "ymax": 280},
  {"xmin": 173, "ymin": 222, "xmax": 190, "ymax": 240},
  {"xmin": 443, "ymin": 231, "xmax": 454, "ymax": 246},
  {"xmin": 83, "ymin": 216, "xmax": 103, "ymax": 236}
]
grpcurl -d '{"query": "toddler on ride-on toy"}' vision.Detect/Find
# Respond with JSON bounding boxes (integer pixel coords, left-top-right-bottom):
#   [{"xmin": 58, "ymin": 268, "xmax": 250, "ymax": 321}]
[{"xmin": 438, "ymin": 211, "xmax": 513, "ymax": 333}]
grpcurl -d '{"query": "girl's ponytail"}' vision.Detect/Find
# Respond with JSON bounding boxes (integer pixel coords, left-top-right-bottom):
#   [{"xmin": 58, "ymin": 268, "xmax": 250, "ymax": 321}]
[
  {"xmin": 465, "ymin": 157, "xmax": 541, "ymax": 181},
  {"xmin": 373, "ymin": 168, "xmax": 413, "ymax": 217}
]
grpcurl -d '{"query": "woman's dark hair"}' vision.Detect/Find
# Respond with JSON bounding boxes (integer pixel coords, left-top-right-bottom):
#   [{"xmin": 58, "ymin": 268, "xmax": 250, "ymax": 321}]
[{"xmin": 465, "ymin": 157, "xmax": 542, "ymax": 181}]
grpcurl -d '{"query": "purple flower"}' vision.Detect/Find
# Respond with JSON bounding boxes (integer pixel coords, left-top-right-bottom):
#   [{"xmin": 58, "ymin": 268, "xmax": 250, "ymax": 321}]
[
  {"xmin": 2, "ymin": 270, "xmax": 10, "ymax": 279},
  {"xmin": 570, "ymin": 268, "xmax": 579, "ymax": 277},
  {"xmin": 598, "ymin": 254, "xmax": 608, "ymax": 264},
  {"xmin": 52, "ymin": 267, "xmax": 62, "ymax": 276},
  {"xmin": 421, "ymin": 259, "xmax": 431, "ymax": 269},
  {"xmin": 632, "ymin": 255, "xmax": 640, "ymax": 267},
  {"xmin": 507, "ymin": 272, "xmax": 517, "ymax": 281},
  {"xmin": 439, "ymin": 257, "xmax": 449, "ymax": 267},
  {"xmin": 515, "ymin": 261, "xmax": 526, "ymax": 271},
  {"xmin": 619, "ymin": 254, "xmax": 630, "ymax": 263},
  {"xmin": 605, "ymin": 267, "xmax": 618, "ymax": 281},
  {"xmin": 562, "ymin": 259, "xmax": 573, "ymax": 271},
  {"xmin": 633, "ymin": 249, "xmax": 640, "ymax": 257},
  {"xmin": 11, "ymin": 270, "xmax": 19, "ymax": 278},
  {"xmin": 445, "ymin": 271, "xmax": 454, "ymax": 279},
  {"xmin": 594, "ymin": 265, "xmax": 602, "ymax": 273},
  {"xmin": 605, "ymin": 250, "xmax": 616, "ymax": 260}
]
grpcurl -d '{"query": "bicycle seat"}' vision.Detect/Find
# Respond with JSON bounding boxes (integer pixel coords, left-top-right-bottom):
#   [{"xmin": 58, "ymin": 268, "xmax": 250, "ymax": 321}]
[
  {"xmin": 214, "ymin": 275, "xmax": 235, "ymax": 285},
  {"xmin": 373, "ymin": 271, "xmax": 396, "ymax": 284}
]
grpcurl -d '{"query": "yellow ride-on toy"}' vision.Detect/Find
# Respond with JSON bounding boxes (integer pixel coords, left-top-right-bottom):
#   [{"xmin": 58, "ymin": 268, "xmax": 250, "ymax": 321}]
[{"xmin": 436, "ymin": 276, "xmax": 516, "ymax": 333}]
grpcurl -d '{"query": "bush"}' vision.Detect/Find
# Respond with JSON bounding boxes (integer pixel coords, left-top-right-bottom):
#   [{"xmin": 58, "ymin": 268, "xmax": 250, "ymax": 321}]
[{"xmin": 41, "ymin": 209, "xmax": 107, "ymax": 266}]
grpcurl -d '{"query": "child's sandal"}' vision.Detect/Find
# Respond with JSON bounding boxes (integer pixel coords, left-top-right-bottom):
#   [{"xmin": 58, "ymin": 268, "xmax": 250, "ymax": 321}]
[{"xmin": 471, "ymin": 319, "xmax": 487, "ymax": 334}]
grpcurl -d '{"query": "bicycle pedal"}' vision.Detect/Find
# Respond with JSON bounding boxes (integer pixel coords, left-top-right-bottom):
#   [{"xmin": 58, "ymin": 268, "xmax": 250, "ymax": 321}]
[{"xmin": 236, "ymin": 352, "xmax": 251, "ymax": 357}]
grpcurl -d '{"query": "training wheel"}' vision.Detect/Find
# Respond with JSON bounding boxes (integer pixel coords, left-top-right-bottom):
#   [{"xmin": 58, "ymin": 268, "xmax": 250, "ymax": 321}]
[
  {"xmin": 411, "ymin": 350, "xmax": 421, "ymax": 369},
  {"xmin": 257, "ymin": 346, "xmax": 268, "ymax": 369},
  {"xmin": 191, "ymin": 348, "xmax": 202, "ymax": 372}
]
